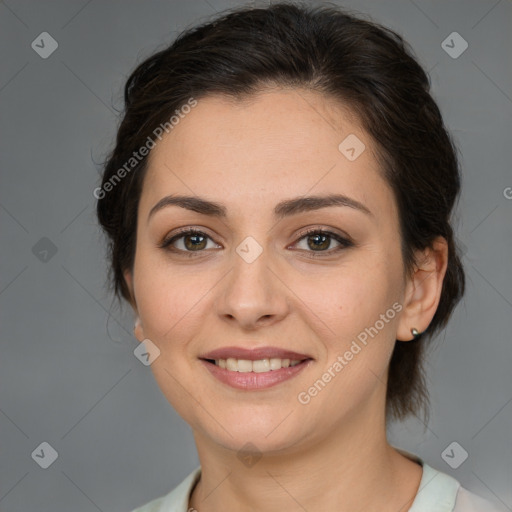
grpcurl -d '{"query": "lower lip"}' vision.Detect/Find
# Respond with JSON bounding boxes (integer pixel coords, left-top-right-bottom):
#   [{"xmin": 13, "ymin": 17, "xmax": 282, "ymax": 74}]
[{"xmin": 200, "ymin": 359, "xmax": 312, "ymax": 390}]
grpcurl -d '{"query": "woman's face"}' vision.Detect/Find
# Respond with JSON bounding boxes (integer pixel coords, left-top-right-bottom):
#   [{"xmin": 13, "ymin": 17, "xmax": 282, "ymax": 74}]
[{"xmin": 126, "ymin": 89, "xmax": 412, "ymax": 454}]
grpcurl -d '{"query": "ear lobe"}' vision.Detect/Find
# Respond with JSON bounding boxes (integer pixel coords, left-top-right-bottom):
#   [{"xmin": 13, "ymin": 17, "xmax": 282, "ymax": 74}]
[
  {"xmin": 396, "ymin": 237, "xmax": 449, "ymax": 341},
  {"xmin": 133, "ymin": 316, "xmax": 145, "ymax": 342}
]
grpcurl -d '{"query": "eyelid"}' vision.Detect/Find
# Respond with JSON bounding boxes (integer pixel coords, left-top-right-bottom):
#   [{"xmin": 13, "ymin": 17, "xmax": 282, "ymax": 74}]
[
  {"xmin": 292, "ymin": 225, "xmax": 353, "ymax": 244},
  {"xmin": 158, "ymin": 227, "xmax": 219, "ymax": 250},
  {"xmin": 289, "ymin": 227, "xmax": 354, "ymax": 255}
]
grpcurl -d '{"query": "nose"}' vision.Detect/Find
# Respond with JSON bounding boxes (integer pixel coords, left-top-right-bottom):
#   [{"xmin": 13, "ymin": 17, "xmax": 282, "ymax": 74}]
[{"xmin": 215, "ymin": 240, "xmax": 289, "ymax": 330}]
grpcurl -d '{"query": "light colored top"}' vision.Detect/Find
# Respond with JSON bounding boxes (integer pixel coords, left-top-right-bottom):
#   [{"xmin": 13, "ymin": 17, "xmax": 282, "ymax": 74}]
[{"xmin": 131, "ymin": 450, "xmax": 507, "ymax": 512}]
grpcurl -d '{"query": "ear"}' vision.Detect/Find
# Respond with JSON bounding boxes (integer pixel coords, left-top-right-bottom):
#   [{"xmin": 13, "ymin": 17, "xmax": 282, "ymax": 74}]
[
  {"xmin": 396, "ymin": 236, "xmax": 449, "ymax": 341},
  {"xmin": 123, "ymin": 268, "xmax": 145, "ymax": 342}
]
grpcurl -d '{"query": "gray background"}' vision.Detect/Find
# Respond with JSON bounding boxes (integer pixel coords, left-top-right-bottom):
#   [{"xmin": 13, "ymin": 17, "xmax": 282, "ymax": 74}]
[{"xmin": 1, "ymin": 0, "xmax": 511, "ymax": 511}]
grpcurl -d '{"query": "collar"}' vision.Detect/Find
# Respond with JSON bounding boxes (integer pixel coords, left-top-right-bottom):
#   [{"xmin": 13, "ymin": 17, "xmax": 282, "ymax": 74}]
[{"xmin": 157, "ymin": 449, "xmax": 460, "ymax": 512}]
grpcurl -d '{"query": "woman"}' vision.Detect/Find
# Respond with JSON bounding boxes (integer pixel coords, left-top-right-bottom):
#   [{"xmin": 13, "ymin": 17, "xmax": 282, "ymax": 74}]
[{"xmin": 96, "ymin": 3, "xmax": 506, "ymax": 511}]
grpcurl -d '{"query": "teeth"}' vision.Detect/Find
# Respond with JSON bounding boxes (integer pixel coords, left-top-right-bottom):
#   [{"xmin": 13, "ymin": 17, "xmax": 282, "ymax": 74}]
[
  {"xmin": 226, "ymin": 358, "xmax": 238, "ymax": 371},
  {"xmin": 253, "ymin": 359, "xmax": 270, "ymax": 373},
  {"xmin": 214, "ymin": 357, "xmax": 303, "ymax": 372}
]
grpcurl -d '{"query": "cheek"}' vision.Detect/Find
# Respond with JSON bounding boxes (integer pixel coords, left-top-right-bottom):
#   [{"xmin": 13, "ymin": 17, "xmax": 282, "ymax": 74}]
[
  {"xmin": 299, "ymin": 256, "xmax": 401, "ymax": 388},
  {"xmin": 303, "ymin": 274, "xmax": 399, "ymax": 416},
  {"xmin": 302, "ymin": 257, "xmax": 399, "ymax": 334},
  {"xmin": 132, "ymin": 257, "xmax": 208, "ymax": 420},
  {"xmin": 132, "ymin": 253, "xmax": 193, "ymax": 341}
]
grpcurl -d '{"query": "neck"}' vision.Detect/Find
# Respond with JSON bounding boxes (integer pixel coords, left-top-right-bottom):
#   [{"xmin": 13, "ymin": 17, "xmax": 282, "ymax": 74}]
[{"xmin": 189, "ymin": 395, "xmax": 422, "ymax": 512}]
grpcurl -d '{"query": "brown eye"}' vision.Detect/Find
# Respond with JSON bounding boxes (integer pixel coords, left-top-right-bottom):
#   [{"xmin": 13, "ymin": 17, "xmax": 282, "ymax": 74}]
[
  {"xmin": 294, "ymin": 229, "xmax": 353, "ymax": 257},
  {"xmin": 159, "ymin": 229, "xmax": 219, "ymax": 254},
  {"xmin": 306, "ymin": 232, "xmax": 331, "ymax": 251},
  {"xmin": 182, "ymin": 232, "xmax": 208, "ymax": 251}
]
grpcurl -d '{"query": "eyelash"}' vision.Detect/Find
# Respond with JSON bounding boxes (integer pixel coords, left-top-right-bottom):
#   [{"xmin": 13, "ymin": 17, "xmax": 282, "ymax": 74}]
[{"xmin": 158, "ymin": 227, "xmax": 354, "ymax": 259}]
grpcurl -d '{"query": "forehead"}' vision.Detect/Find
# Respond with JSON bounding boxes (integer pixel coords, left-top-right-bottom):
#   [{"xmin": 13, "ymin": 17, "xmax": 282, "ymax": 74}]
[
  {"xmin": 148, "ymin": 88, "xmax": 369, "ymax": 168},
  {"xmin": 140, "ymin": 88, "xmax": 394, "ymax": 221}
]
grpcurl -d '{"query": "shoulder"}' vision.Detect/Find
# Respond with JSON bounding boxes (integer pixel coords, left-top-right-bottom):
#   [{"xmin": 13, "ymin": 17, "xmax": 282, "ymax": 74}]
[
  {"xmin": 454, "ymin": 485, "xmax": 508, "ymax": 512},
  {"xmin": 131, "ymin": 495, "xmax": 166, "ymax": 512},
  {"xmin": 131, "ymin": 466, "xmax": 201, "ymax": 512},
  {"xmin": 395, "ymin": 448, "xmax": 506, "ymax": 512}
]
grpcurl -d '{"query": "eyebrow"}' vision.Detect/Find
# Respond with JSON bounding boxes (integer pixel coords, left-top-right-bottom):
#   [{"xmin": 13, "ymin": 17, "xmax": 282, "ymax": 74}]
[{"xmin": 147, "ymin": 193, "xmax": 372, "ymax": 223}]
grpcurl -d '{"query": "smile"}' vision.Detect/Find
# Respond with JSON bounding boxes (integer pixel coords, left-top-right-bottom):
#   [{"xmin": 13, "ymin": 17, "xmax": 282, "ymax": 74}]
[
  {"xmin": 200, "ymin": 357, "xmax": 313, "ymax": 390},
  {"xmin": 212, "ymin": 357, "xmax": 302, "ymax": 372}
]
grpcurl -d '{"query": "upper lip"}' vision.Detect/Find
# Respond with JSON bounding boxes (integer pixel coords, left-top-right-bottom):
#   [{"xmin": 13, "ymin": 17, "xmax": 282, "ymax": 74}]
[{"xmin": 200, "ymin": 346, "xmax": 313, "ymax": 361}]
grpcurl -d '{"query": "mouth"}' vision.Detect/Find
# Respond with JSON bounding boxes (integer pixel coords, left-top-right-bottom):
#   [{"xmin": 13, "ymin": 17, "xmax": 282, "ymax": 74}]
[
  {"xmin": 199, "ymin": 346, "xmax": 313, "ymax": 390},
  {"xmin": 202, "ymin": 357, "xmax": 308, "ymax": 372},
  {"xmin": 199, "ymin": 346, "xmax": 313, "ymax": 371}
]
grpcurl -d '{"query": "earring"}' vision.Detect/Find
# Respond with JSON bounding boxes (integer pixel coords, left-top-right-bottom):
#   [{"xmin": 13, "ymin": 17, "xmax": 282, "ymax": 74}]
[{"xmin": 411, "ymin": 327, "xmax": 420, "ymax": 338}]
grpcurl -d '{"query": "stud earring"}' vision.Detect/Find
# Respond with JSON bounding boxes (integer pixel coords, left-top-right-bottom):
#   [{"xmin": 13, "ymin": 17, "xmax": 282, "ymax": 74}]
[{"xmin": 411, "ymin": 327, "xmax": 420, "ymax": 338}]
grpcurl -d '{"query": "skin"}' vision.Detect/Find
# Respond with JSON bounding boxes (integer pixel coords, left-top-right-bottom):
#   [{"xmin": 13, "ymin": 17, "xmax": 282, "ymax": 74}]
[{"xmin": 124, "ymin": 88, "xmax": 448, "ymax": 512}]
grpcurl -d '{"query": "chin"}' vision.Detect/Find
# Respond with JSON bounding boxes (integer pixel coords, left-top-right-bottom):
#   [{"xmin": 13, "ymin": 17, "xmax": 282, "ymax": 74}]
[{"xmin": 195, "ymin": 413, "xmax": 309, "ymax": 455}]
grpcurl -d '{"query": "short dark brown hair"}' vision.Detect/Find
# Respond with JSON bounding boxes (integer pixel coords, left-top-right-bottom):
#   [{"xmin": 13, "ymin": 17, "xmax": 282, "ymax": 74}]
[{"xmin": 96, "ymin": 1, "xmax": 465, "ymax": 422}]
